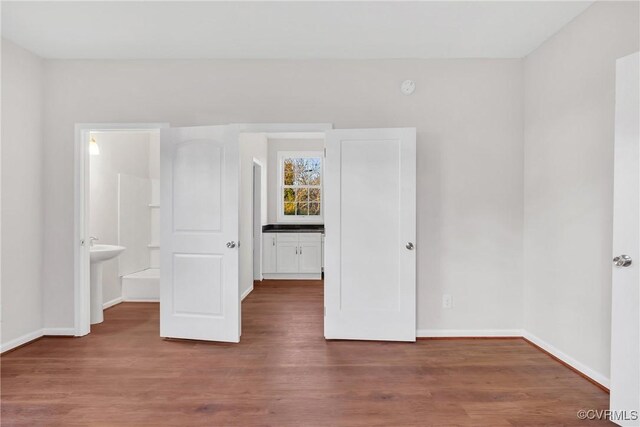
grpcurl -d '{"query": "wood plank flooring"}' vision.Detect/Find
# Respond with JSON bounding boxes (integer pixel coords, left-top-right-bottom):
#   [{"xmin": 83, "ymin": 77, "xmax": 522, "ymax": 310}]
[{"xmin": 1, "ymin": 280, "xmax": 611, "ymax": 426}]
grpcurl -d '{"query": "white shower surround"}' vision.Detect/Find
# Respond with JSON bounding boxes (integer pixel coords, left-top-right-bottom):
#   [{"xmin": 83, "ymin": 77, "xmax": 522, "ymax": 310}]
[
  {"xmin": 118, "ymin": 173, "xmax": 151, "ymax": 276},
  {"xmin": 119, "ymin": 175, "xmax": 161, "ymax": 302}
]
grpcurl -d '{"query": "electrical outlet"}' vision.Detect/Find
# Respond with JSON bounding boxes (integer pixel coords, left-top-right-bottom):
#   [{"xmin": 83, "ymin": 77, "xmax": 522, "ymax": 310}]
[{"xmin": 442, "ymin": 294, "xmax": 453, "ymax": 309}]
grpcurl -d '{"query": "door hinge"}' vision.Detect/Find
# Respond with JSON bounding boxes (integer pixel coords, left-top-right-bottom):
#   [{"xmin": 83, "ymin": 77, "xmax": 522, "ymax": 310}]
[
  {"xmin": 324, "ymin": 306, "xmax": 326, "ymax": 316},
  {"xmin": 323, "ymin": 148, "xmax": 326, "ymax": 157}
]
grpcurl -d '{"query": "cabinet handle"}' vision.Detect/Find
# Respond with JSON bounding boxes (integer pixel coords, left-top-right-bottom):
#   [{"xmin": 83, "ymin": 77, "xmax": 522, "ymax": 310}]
[
  {"xmin": 296, "ymin": 247, "xmax": 298, "ymax": 255},
  {"xmin": 273, "ymin": 238, "xmax": 275, "ymax": 246},
  {"xmin": 300, "ymin": 246, "xmax": 302, "ymax": 255}
]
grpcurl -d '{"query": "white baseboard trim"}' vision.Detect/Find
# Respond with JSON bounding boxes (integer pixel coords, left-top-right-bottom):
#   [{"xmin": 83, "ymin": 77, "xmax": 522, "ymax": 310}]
[
  {"xmin": 522, "ymin": 331, "xmax": 610, "ymax": 389},
  {"xmin": 241, "ymin": 285, "xmax": 254, "ymax": 301},
  {"xmin": 262, "ymin": 273, "xmax": 321, "ymax": 280},
  {"xmin": 43, "ymin": 328, "xmax": 76, "ymax": 336},
  {"xmin": 0, "ymin": 329, "xmax": 44, "ymax": 353},
  {"xmin": 417, "ymin": 329, "xmax": 524, "ymax": 338},
  {"xmin": 103, "ymin": 296, "xmax": 124, "ymax": 309},
  {"xmin": 122, "ymin": 298, "xmax": 159, "ymax": 302},
  {"xmin": 1, "ymin": 326, "xmax": 79, "ymax": 353}
]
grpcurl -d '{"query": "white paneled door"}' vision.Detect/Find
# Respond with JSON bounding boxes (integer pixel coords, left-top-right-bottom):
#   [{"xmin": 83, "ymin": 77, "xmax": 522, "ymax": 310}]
[
  {"xmin": 160, "ymin": 125, "xmax": 240, "ymax": 342},
  {"xmin": 610, "ymin": 52, "xmax": 640, "ymax": 426},
  {"xmin": 324, "ymin": 128, "xmax": 416, "ymax": 341}
]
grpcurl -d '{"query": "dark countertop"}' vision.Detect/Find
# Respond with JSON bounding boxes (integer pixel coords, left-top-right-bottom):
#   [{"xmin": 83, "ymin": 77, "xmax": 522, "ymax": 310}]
[{"xmin": 262, "ymin": 224, "xmax": 324, "ymax": 233}]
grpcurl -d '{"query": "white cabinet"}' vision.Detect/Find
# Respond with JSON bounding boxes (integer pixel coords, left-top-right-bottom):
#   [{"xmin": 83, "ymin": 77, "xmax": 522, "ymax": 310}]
[
  {"xmin": 262, "ymin": 233, "xmax": 277, "ymax": 273},
  {"xmin": 276, "ymin": 241, "xmax": 299, "ymax": 273},
  {"xmin": 262, "ymin": 232, "xmax": 323, "ymax": 279},
  {"xmin": 299, "ymin": 235, "xmax": 322, "ymax": 273}
]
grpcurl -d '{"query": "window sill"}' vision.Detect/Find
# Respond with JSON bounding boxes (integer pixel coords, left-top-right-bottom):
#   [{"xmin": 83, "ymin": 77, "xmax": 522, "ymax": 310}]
[{"xmin": 276, "ymin": 217, "xmax": 323, "ymax": 224}]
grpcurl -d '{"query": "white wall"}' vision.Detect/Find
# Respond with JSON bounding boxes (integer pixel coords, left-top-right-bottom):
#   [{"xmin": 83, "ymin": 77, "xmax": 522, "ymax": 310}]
[
  {"xmin": 523, "ymin": 1, "xmax": 639, "ymax": 383},
  {"xmin": 41, "ymin": 58, "xmax": 524, "ymax": 333},
  {"xmin": 267, "ymin": 138, "xmax": 325, "ymax": 224},
  {"xmin": 89, "ymin": 131, "xmax": 151, "ymax": 304},
  {"xmin": 239, "ymin": 133, "xmax": 268, "ymax": 298},
  {"xmin": 148, "ymin": 132, "xmax": 160, "ymax": 180},
  {"xmin": 1, "ymin": 39, "xmax": 45, "ymax": 349}
]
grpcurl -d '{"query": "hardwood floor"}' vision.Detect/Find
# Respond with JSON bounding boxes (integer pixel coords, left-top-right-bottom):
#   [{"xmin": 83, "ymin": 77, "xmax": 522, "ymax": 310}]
[{"xmin": 2, "ymin": 280, "xmax": 611, "ymax": 426}]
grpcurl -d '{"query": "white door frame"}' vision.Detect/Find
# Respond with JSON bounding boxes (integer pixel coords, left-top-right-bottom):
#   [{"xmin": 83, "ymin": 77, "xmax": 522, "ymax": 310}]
[
  {"xmin": 73, "ymin": 122, "xmax": 169, "ymax": 336},
  {"xmin": 236, "ymin": 123, "xmax": 332, "ymax": 134},
  {"xmin": 252, "ymin": 159, "xmax": 264, "ymax": 282}
]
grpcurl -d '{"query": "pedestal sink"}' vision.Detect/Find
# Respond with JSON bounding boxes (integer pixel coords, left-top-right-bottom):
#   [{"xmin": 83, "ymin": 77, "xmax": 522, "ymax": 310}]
[{"xmin": 90, "ymin": 244, "xmax": 126, "ymax": 324}]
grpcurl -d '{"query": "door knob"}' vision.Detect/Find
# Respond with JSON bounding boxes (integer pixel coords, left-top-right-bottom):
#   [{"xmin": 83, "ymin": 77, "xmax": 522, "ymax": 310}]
[
  {"xmin": 226, "ymin": 241, "xmax": 237, "ymax": 249},
  {"xmin": 613, "ymin": 254, "xmax": 632, "ymax": 267},
  {"xmin": 406, "ymin": 242, "xmax": 414, "ymax": 250}
]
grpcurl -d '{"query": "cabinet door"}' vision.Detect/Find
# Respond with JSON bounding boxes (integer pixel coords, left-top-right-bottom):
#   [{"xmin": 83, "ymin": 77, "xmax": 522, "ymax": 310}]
[
  {"xmin": 262, "ymin": 233, "xmax": 277, "ymax": 273},
  {"xmin": 299, "ymin": 241, "xmax": 322, "ymax": 273},
  {"xmin": 276, "ymin": 241, "xmax": 299, "ymax": 273}
]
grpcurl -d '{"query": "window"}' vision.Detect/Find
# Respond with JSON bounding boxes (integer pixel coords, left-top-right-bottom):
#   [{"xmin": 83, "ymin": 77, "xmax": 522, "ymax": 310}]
[{"xmin": 278, "ymin": 151, "xmax": 323, "ymax": 221}]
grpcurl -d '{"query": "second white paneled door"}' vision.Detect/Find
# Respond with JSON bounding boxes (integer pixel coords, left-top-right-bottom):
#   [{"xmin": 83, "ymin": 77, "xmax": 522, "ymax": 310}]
[
  {"xmin": 324, "ymin": 128, "xmax": 416, "ymax": 341},
  {"xmin": 610, "ymin": 52, "xmax": 640, "ymax": 425},
  {"xmin": 160, "ymin": 125, "xmax": 240, "ymax": 343}
]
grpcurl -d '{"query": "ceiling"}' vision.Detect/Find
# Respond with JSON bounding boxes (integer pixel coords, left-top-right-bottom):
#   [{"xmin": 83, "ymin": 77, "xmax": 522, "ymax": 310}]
[{"xmin": 1, "ymin": 1, "xmax": 594, "ymax": 59}]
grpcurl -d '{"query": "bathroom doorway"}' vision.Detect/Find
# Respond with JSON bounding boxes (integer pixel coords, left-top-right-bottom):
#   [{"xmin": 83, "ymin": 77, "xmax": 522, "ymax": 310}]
[{"xmin": 74, "ymin": 123, "xmax": 168, "ymax": 335}]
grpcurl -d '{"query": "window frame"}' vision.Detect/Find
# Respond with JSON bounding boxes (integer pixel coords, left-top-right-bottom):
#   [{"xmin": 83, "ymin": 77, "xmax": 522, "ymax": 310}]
[{"xmin": 277, "ymin": 150, "xmax": 324, "ymax": 223}]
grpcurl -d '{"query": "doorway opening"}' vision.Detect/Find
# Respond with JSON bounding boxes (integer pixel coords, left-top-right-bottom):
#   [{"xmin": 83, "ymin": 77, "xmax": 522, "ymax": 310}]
[
  {"xmin": 74, "ymin": 123, "xmax": 167, "ymax": 335},
  {"xmin": 239, "ymin": 130, "xmax": 325, "ymax": 304},
  {"xmin": 239, "ymin": 131, "xmax": 326, "ymax": 338},
  {"xmin": 238, "ymin": 127, "xmax": 418, "ymax": 342}
]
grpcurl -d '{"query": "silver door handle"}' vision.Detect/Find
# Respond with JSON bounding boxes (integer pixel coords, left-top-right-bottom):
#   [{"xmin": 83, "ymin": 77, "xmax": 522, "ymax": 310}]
[
  {"xmin": 226, "ymin": 241, "xmax": 237, "ymax": 249},
  {"xmin": 406, "ymin": 242, "xmax": 414, "ymax": 250},
  {"xmin": 613, "ymin": 254, "xmax": 632, "ymax": 267}
]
